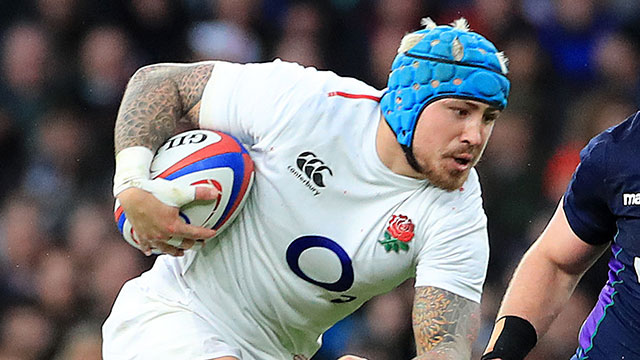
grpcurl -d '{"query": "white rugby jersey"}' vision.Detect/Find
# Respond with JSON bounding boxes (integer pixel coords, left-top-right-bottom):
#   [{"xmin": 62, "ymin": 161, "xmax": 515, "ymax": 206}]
[{"xmin": 147, "ymin": 60, "xmax": 489, "ymax": 359}]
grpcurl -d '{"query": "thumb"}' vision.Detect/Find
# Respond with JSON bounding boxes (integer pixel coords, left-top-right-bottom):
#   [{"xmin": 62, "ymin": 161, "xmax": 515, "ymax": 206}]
[
  {"xmin": 138, "ymin": 178, "xmax": 196, "ymax": 207},
  {"xmin": 195, "ymin": 186, "xmax": 219, "ymax": 201}
]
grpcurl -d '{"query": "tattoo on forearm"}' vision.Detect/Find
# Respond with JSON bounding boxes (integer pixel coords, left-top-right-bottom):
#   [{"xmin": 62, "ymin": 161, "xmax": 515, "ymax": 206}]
[
  {"xmin": 412, "ymin": 286, "xmax": 480, "ymax": 358},
  {"xmin": 114, "ymin": 63, "xmax": 214, "ymax": 153}
]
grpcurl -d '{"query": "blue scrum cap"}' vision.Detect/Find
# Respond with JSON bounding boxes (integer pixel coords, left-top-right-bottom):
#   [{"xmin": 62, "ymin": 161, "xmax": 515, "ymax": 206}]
[{"xmin": 380, "ymin": 18, "xmax": 510, "ymax": 147}]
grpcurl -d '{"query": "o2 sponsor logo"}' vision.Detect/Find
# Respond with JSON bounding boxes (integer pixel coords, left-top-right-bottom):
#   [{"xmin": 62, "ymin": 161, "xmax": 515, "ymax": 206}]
[{"xmin": 286, "ymin": 235, "xmax": 357, "ymax": 303}]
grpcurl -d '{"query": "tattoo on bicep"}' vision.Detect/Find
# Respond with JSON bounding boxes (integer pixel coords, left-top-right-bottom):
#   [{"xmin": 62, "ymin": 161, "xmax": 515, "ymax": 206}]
[
  {"xmin": 412, "ymin": 286, "xmax": 480, "ymax": 357},
  {"xmin": 178, "ymin": 63, "xmax": 215, "ymax": 123},
  {"xmin": 114, "ymin": 63, "xmax": 214, "ymax": 153}
]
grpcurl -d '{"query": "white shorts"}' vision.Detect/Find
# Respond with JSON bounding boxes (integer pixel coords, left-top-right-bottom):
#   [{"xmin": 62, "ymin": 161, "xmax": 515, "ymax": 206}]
[{"xmin": 102, "ymin": 277, "xmax": 243, "ymax": 360}]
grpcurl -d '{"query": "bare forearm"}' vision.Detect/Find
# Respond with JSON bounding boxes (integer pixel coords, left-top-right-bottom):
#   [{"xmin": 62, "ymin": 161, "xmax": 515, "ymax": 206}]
[
  {"xmin": 496, "ymin": 244, "xmax": 582, "ymax": 337},
  {"xmin": 413, "ymin": 286, "xmax": 479, "ymax": 360},
  {"xmin": 114, "ymin": 62, "xmax": 215, "ymax": 154},
  {"xmin": 412, "ymin": 347, "xmax": 461, "ymax": 359},
  {"xmin": 484, "ymin": 203, "xmax": 609, "ymax": 358}
]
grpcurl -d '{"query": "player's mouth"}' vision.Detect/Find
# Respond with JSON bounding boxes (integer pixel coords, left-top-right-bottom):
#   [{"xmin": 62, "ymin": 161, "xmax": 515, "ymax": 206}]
[{"xmin": 449, "ymin": 154, "xmax": 473, "ymax": 171}]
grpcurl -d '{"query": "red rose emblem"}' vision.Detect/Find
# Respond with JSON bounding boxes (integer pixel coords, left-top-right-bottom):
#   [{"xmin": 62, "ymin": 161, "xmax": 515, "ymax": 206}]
[{"xmin": 387, "ymin": 215, "xmax": 414, "ymax": 242}]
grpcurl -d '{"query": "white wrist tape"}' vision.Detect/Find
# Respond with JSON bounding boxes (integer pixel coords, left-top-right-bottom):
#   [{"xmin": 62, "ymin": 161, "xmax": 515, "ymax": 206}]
[
  {"xmin": 137, "ymin": 178, "xmax": 197, "ymax": 208},
  {"xmin": 113, "ymin": 146, "xmax": 154, "ymax": 196}
]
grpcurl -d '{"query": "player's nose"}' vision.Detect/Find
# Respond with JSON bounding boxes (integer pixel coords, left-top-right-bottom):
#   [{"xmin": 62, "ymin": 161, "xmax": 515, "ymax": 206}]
[{"xmin": 460, "ymin": 115, "xmax": 485, "ymax": 145}]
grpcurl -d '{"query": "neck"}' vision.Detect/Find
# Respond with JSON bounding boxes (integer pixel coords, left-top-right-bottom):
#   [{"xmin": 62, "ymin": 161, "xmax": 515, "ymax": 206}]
[{"xmin": 375, "ymin": 116, "xmax": 424, "ymax": 179}]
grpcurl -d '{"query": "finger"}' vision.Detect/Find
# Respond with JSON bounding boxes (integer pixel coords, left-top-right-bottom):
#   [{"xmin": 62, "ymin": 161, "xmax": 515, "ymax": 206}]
[
  {"xmin": 179, "ymin": 238, "xmax": 196, "ymax": 250},
  {"xmin": 166, "ymin": 237, "xmax": 184, "ymax": 247},
  {"xmin": 168, "ymin": 184, "xmax": 197, "ymax": 207},
  {"xmin": 141, "ymin": 246, "xmax": 153, "ymax": 256},
  {"xmin": 191, "ymin": 240, "xmax": 205, "ymax": 251},
  {"xmin": 139, "ymin": 179, "xmax": 196, "ymax": 207},
  {"xmin": 151, "ymin": 241, "xmax": 184, "ymax": 257},
  {"xmin": 194, "ymin": 185, "xmax": 219, "ymax": 201},
  {"xmin": 137, "ymin": 237, "xmax": 153, "ymax": 256},
  {"xmin": 173, "ymin": 222, "xmax": 217, "ymax": 240}
]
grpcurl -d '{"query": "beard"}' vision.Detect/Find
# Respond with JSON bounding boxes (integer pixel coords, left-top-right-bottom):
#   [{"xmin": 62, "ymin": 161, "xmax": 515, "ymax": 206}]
[
  {"xmin": 425, "ymin": 165, "xmax": 470, "ymax": 191},
  {"xmin": 404, "ymin": 145, "xmax": 478, "ymax": 191}
]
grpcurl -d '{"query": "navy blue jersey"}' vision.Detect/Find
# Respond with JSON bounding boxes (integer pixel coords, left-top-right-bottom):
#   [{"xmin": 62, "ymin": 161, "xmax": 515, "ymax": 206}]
[{"xmin": 564, "ymin": 111, "xmax": 640, "ymax": 359}]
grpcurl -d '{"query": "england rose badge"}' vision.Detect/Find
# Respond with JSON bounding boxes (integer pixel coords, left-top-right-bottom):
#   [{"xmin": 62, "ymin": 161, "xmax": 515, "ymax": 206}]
[{"xmin": 378, "ymin": 214, "xmax": 414, "ymax": 253}]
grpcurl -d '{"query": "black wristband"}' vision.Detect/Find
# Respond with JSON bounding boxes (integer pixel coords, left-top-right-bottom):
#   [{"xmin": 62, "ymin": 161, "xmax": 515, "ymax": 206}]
[{"xmin": 481, "ymin": 315, "xmax": 537, "ymax": 360}]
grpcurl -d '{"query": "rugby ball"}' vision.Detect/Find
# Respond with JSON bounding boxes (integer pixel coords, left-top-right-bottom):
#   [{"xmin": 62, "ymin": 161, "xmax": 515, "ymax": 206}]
[{"xmin": 114, "ymin": 130, "xmax": 254, "ymax": 250}]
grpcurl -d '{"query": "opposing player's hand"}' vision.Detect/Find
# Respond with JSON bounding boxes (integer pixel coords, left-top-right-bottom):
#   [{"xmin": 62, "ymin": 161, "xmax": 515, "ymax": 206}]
[{"xmin": 117, "ymin": 180, "xmax": 218, "ymax": 256}]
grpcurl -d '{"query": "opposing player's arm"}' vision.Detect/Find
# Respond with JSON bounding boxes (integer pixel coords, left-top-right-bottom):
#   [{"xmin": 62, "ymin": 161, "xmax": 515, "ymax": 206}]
[
  {"xmin": 115, "ymin": 61, "xmax": 215, "ymax": 154},
  {"xmin": 412, "ymin": 286, "xmax": 480, "ymax": 360},
  {"xmin": 482, "ymin": 200, "xmax": 608, "ymax": 359}
]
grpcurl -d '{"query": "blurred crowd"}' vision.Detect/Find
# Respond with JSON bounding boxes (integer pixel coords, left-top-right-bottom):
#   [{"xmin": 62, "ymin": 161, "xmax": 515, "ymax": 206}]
[{"xmin": 0, "ymin": 0, "xmax": 639, "ymax": 359}]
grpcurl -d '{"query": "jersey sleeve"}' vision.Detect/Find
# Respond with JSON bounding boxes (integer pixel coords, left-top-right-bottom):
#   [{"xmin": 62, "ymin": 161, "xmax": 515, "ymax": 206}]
[
  {"xmin": 563, "ymin": 135, "xmax": 616, "ymax": 245},
  {"xmin": 414, "ymin": 171, "xmax": 489, "ymax": 303},
  {"xmin": 198, "ymin": 60, "xmax": 335, "ymax": 147}
]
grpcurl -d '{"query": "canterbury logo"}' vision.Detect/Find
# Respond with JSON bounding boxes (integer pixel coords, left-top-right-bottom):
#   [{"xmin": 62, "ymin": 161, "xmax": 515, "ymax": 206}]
[
  {"xmin": 296, "ymin": 152, "xmax": 333, "ymax": 187},
  {"xmin": 623, "ymin": 193, "xmax": 640, "ymax": 206}
]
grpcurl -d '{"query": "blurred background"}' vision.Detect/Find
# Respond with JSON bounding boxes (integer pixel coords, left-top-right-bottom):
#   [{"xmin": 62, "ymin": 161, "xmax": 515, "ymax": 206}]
[{"xmin": 0, "ymin": 0, "xmax": 638, "ymax": 359}]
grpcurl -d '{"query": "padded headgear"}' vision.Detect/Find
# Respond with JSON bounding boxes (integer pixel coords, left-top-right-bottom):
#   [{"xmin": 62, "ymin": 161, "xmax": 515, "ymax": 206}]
[{"xmin": 380, "ymin": 18, "xmax": 510, "ymax": 147}]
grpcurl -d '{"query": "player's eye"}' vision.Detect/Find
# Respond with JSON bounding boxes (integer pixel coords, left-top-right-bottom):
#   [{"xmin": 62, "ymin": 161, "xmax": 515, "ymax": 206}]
[
  {"xmin": 451, "ymin": 107, "xmax": 470, "ymax": 117},
  {"xmin": 484, "ymin": 113, "xmax": 499, "ymax": 122}
]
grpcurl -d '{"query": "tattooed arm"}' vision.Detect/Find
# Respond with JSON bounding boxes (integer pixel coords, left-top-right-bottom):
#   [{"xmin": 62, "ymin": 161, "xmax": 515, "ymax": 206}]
[
  {"xmin": 115, "ymin": 62, "xmax": 219, "ymax": 256},
  {"xmin": 412, "ymin": 286, "xmax": 480, "ymax": 360},
  {"xmin": 114, "ymin": 62, "xmax": 215, "ymax": 153}
]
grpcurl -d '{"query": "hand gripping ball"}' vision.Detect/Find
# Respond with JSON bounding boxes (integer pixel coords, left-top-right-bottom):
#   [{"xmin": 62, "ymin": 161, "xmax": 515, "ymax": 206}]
[{"xmin": 114, "ymin": 130, "xmax": 255, "ymax": 249}]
